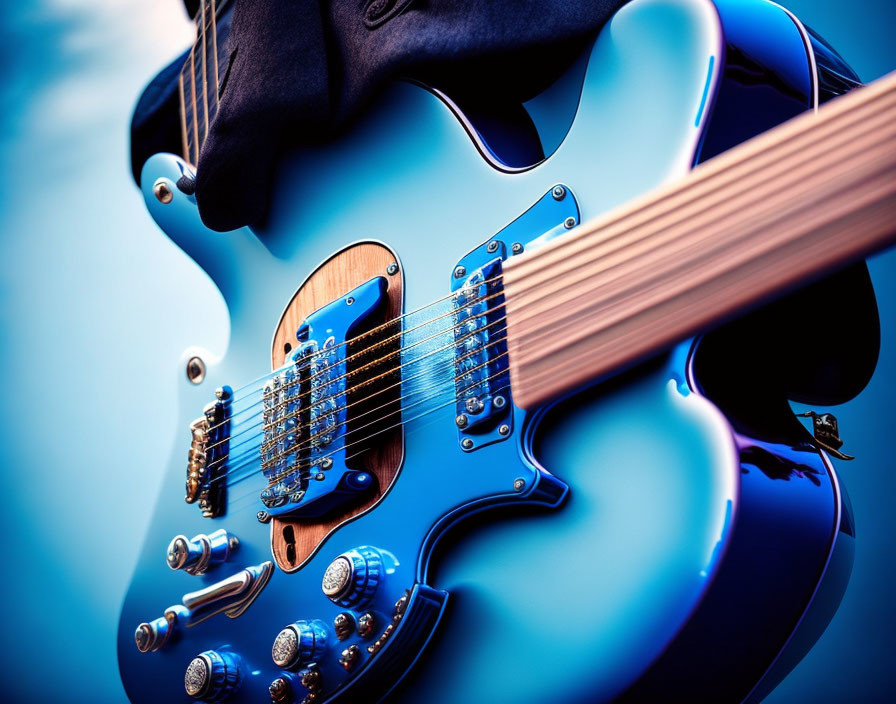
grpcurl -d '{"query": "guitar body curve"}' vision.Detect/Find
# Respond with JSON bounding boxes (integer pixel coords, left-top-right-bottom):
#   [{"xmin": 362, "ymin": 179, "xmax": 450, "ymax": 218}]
[{"xmin": 119, "ymin": 1, "xmax": 852, "ymax": 702}]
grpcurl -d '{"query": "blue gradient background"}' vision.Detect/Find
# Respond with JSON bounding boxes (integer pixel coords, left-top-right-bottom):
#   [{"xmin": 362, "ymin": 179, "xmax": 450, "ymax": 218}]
[{"xmin": 0, "ymin": 1, "xmax": 893, "ymax": 702}]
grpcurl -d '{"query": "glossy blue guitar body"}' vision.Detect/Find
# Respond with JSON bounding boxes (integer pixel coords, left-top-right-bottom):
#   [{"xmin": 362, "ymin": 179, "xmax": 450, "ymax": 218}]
[{"xmin": 118, "ymin": 1, "xmax": 858, "ymax": 702}]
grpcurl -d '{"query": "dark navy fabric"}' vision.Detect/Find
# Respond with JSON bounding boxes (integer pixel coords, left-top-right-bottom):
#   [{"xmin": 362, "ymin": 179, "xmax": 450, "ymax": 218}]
[{"xmin": 131, "ymin": 0, "xmax": 628, "ymax": 231}]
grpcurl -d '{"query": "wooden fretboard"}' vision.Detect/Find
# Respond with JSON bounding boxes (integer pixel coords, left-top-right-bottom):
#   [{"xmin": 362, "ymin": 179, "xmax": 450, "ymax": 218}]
[
  {"xmin": 178, "ymin": 0, "xmax": 226, "ymax": 165},
  {"xmin": 504, "ymin": 71, "xmax": 896, "ymax": 409}
]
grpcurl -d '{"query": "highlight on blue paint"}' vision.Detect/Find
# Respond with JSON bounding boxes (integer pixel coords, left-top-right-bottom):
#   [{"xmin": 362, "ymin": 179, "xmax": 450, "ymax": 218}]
[{"xmin": 696, "ymin": 55, "xmax": 716, "ymax": 126}]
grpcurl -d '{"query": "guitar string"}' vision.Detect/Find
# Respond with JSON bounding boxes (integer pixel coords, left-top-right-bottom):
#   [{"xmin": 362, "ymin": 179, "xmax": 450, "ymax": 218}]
[
  {"xmin": 223, "ymin": 369, "xmax": 512, "ymax": 512},
  {"xmin": 189, "ymin": 27, "xmax": 896, "ymax": 426},
  {"xmin": 224, "ymin": 378, "xmax": 513, "ymax": 514},
  {"xmin": 218, "ymin": 349, "xmax": 507, "ymax": 500},
  {"xmin": 182, "ymin": 0, "xmax": 221, "ymax": 160},
  {"xmin": 209, "ymin": 325, "xmax": 509, "ymax": 489},
  {"xmin": 178, "ymin": 57, "xmax": 892, "ymax": 512},
  {"xmin": 206, "ymin": 316, "xmax": 505, "ymax": 469},
  {"xmin": 210, "ymin": 320, "xmax": 509, "ymax": 479},
  {"xmin": 199, "ymin": 277, "xmax": 505, "ymax": 435},
  {"xmin": 202, "ymin": 301, "xmax": 507, "ymax": 457},
  {"xmin": 175, "ymin": 4, "xmax": 519, "ymax": 435}
]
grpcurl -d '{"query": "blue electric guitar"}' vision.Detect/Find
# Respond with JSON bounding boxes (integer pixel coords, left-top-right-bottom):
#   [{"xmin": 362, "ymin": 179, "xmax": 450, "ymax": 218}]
[{"xmin": 118, "ymin": 0, "xmax": 896, "ymax": 702}]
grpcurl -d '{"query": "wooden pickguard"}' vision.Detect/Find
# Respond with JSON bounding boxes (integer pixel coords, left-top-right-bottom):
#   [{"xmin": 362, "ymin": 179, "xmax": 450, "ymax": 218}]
[{"xmin": 269, "ymin": 241, "xmax": 405, "ymax": 572}]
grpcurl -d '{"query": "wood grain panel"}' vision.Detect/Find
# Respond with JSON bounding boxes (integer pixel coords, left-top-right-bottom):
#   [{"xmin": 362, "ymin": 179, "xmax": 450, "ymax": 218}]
[{"xmin": 270, "ymin": 242, "xmax": 404, "ymax": 572}]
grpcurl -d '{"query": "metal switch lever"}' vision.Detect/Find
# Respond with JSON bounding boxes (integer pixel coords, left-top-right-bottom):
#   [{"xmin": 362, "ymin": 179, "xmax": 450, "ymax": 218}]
[
  {"xmin": 135, "ymin": 562, "xmax": 273, "ymax": 652},
  {"xmin": 167, "ymin": 529, "xmax": 239, "ymax": 575}
]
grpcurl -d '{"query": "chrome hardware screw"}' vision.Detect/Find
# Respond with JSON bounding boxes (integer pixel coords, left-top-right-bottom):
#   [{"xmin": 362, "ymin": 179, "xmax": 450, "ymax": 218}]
[
  {"xmin": 386, "ymin": 262, "xmax": 399, "ymax": 276},
  {"xmin": 498, "ymin": 424, "xmax": 511, "ymax": 436},
  {"xmin": 186, "ymin": 356, "xmax": 206, "ymax": 384},
  {"xmin": 394, "ymin": 591, "xmax": 410, "ymax": 617},
  {"xmin": 153, "ymin": 178, "xmax": 174, "ymax": 204},
  {"xmin": 320, "ymin": 457, "xmax": 333, "ymax": 470},
  {"xmin": 493, "ymin": 395, "xmax": 506, "ymax": 409},
  {"xmin": 257, "ymin": 511, "xmax": 272, "ymax": 524},
  {"xmin": 345, "ymin": 296, "xmax": 355, "ymax": 306},
  {"xmin": 552, "ymin": 185, "xmax": 566, "ymax": 201},
  {"xmin": 465, "ymin": 397, "xmax": 484, "ymax": 414},
  {"xmin": 358, "ymin": 612, "xmax": 375, "ymax": 638},
  {"xmin": 487, "ymin": 240, "xmax": 500, "ymax": 253},
  {"xmin": 333, "ymin": 613, "xmax": 354, "ymax": 641},
  {"xmin": 339, "ymin": 645, "xmax": 361, "ymax": 671},
  {"xmin": 511, "ymin": 243, "xmax": 523, "ymax": 255},
  {"xmin": 315, "ymin": 473, "xmax": 326, "ymax": 481},
  {"xmin": 513, "ymin": 478, "xmax": 526, "ymax": 492},
  {"xmin": 269, "ymin": 677, "xmax": 292, "ymax": 704},
  {"xmin": 455, "ymin": 414, "xmax": 469, "ymax": 429},
  {"xmin": 454, "ymin": 265, "xmax": 466, "ymax": 279},
  {"xmin": 461, "ymin": 438, "xmax": 474, "ymax": 450},
  {"xmin": 564, "ymin": 216, "xmax": 577, "ymax": 229},
  {"xmin": 300, "ymin": 667, "xmax": 322, "ymax": 692}
]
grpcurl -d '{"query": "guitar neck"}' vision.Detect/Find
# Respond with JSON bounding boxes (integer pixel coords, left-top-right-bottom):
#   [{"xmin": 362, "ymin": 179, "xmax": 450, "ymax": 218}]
[
  {"xmin": 179, "ymin": 0, "xmax": 226, "ymax": 165},
  {"xmin": 504, "ymin": 71, "xmax": 896, "ymax": 410}
]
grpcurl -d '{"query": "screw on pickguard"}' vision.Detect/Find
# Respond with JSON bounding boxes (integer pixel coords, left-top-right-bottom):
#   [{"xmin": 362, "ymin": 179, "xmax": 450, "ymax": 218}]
[{"xmin": 796, "ymin": 411, "xmax": 855, "ymax": 460}]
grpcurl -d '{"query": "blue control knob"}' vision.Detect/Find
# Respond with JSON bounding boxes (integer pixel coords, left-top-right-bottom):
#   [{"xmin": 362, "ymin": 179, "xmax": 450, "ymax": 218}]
[
  {"xmin": 184, "ymin": 650, "xmax": 240, "ymax": 702},
  {"xmin": 322, "ymin": 546, "xmax": 383, "ymax": 608},
  {"xmin": 271, "ymin": 619, "xmax": 329, "ymax": 669}
]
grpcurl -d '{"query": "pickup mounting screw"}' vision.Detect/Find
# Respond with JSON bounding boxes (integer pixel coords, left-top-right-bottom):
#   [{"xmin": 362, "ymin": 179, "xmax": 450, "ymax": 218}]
[
  {"xmin": 153, "ymin": 178, "xmax": 174, "ymax": 204},
  {"xmin": 513, "ymin": 478, "xmax": 526, "ymax": 492},
  {"xmin": 486, "ymin": 240, "xmax": 500, "ymax": 253},
  {"xmin": 564, "ymin": 216, "xmax": 577, "ymax": 229},
  {"xmin": 454, "ymin": 265, "xmax": 466, "ymax": 279},
  {"xmin": 387, "ymin": 262, "xmax": 399, "ymax": 275},
  {"xmin": 552, "ymin": 185, "xmax": 566, "ymax": 200},
  {"xmin": 511, "ymin": 243, "xmax": 523, "ymax": 255},
  {"xmin": 455, "ymin": 414, "xmax": 469, "ymax": 429},
  {"xmin": 186, "ymin": 356, "xmax": 206, "ymax": 384},
  {"xmin": 498, "ymin": 424, "xmax": 510, "ymax": 436},
  {"xmin": 465, "ymin": 397, "xmax": 484, "ymax": 415},
  {"xmin": 461, "ymin": 438, "xmax": 474, "ymax": 450}
]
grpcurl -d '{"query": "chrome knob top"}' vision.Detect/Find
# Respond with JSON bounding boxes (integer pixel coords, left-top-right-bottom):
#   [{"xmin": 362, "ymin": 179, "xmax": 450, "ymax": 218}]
[
  {"xmin": 322, "ymin": 546, "xmax": 384, "ymax": 608},
  {"xmin": 184, "ymin": 650, "xmax": 240, "ymax": 701},
  {"xmin": 167, "ymin": 529, "xmax": 238, "ymax": 575},
  {"xmin": 322, "ymin": 557, "xmax": 353, "ymax": 598},
  {"xmin": 272, "ymin": 619, "xmax": 329, "ymax": 669}
]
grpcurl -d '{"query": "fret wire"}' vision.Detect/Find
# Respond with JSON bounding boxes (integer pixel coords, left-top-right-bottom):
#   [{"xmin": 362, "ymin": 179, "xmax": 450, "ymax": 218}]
[
  {"xmin": 200, "ymin": 1, "xmax": 210, "ymax": 148},
  {"xmin": 178, "ymin": 0, "xmax": 225, "ymax": 165},
  {"xmin": 189, "ymin": 45, "xmax": 200, "ymax": 164},
  {"xmin": 210, "ymin": 0, "xmax": 220, "ymax": 108},
  {"xmin": 178, "ymin": 73, "xmax": 190, "ymax": 162}
]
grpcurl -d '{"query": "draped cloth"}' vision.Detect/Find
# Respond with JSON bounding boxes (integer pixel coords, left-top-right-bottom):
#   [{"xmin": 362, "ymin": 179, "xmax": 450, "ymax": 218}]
[{"xmin": 131, "ymin": 0, "xmax": 627, "ymax": 232}]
